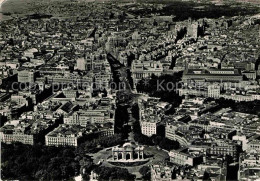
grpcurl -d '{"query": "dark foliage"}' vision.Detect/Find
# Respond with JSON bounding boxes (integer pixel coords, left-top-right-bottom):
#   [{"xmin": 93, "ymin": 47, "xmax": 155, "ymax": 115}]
[
  {"xmin": 108, "ymin": 160, "xmax": 149, "ymax": 167},
  {"xmin": 1, "ymin": 143, "xmax": 80, "ymax": 180},
  {"xmin": 77, "ymin": 134, "xmax": 126, "ymax": 154},
  {"xmin": 131, "ymin": 103, "xmax": 140, "ymax": 121},
  {"xmin": 134, "ymin": 0, "xmax": 259, "ymax": 21},
  {"xmin": 114, "ymin": 105, "xmax": 130, "ymax": 133},
  {"xmin": 94, "ymin": 166, "xmax": 135, "ymax": 181},
  {"xmin": 158, "ymin": 137, "xmax": 180, "ymax": 151},
  {"xmin": 206, "ymin": 98, "xmax": 260, "ymax": 115},
  {"xmin": 2, "ymin": 133, "xmax": 126, "ymax": 180},
  {"xmin": 139, "ymin": 166, "xmax": 151, "ymax": 180}
]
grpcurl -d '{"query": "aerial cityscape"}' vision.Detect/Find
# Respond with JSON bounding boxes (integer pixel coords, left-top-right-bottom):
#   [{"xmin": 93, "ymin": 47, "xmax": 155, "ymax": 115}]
[{"xmin": 0, "ymin": 0, "xmax": 260, "ymax": 180}]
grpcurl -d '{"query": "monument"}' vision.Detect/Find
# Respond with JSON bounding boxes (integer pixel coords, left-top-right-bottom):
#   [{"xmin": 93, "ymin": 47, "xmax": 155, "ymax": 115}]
[
  {"xmin": 112, "ymin": 142, "xmax": 145, "ymax": 161},
  {"xmin": 107, "ymin": 132, "xmax": 149, "ymax": 166}
]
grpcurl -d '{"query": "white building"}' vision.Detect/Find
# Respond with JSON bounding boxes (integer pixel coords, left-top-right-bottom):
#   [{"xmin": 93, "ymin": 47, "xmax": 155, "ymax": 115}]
[
  {"xmin": 169, "ymin": 148, "xmax": 203, "ymax": 166},
  {"xmin": 208, "ymin": 84, "xmax": 221, "ymax": 98},
  {"xmin": 141, "ymin": 120, "xmax": 158, "ymax": 137},
  {"xmin": 45, "ymin": 124, "xmax": 85, "ymax": 147},
  {"xmin": 76, "ymin": 57, "xmax": 86, "ymax": 71}
]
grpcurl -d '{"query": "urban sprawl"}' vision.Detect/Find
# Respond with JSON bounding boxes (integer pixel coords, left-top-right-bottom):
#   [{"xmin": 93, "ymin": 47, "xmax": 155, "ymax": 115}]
[{"xmin": 1, "ymin": 0, "xmax": 260, "ymax": 180}]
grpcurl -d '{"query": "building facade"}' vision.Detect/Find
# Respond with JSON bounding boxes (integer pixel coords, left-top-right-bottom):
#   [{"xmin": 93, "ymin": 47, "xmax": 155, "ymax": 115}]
[
  {"xmin": 111, "ymin": 142, "xmax": 145, "ymax": 161},
  {"xmin": 141, "ymin": 120, "xmax": 158, "ymax": 137}
]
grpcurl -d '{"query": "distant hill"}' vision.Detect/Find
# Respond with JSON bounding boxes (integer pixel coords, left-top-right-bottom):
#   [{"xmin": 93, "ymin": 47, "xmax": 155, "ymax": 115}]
[
  {"xmin": 235, "ymin": 0, "xmax": 260, "ymax": 5},
  {"xmin": 137, "ymin": 0, "xmax": 260, "ymax": 5}
]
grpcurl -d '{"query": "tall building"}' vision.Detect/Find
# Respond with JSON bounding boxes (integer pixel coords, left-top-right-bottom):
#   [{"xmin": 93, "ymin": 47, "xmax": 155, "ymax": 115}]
[
  {"xmin": 141, "ymin": 120, "xmax": 158, "ymax": 137},
  {"xmin": 187, "ymin": 18, "xmax": 199, "ymax": 39},
  {"xmin": 76, "ymin": 57, "xmax": 86, "ymax": 71},
  {"xmin": 18, "ymin": 69, "xmax": 36, "ymax": 83},
  {"xmin": 208, "ymin": 84, "xmax": 221, "ymax": 98}
]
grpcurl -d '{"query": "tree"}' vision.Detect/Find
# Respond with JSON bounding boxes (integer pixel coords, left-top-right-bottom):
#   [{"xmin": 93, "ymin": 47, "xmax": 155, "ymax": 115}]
[
  {"xmin": 131, "ymin": 103, "xmax": 140, "ymax": 121},
  {"xmin": 114, "ymin": 105, "xmax": 129, "ymax": 133},
  {"xmin": 159, "ymin": 138, "xmax": 180, "ymax": 151},
  {"xmin": 1, "ymin": 143, "xmax": 81, "ymax": 180},
  {"xmin": 139, "ymin": 166, "xmax": 151, "ymax": 180},
  {"xmin": 203, "ymin": 171, "xmax": 211, "ymax": 181},
  {"xmin": 214, "ymin": 99, "xmax": 260, "ymax": 115},
  {"xmin": 151, "ymin": 135, "xmax": 163, "ymax": 145},
  {"xmin": 95, "ymin": 166, "xmax": 135, "ymax": 181},
  {"xmin": 134, "ymin": 133, "xmax": 153, "ymax": 146}
]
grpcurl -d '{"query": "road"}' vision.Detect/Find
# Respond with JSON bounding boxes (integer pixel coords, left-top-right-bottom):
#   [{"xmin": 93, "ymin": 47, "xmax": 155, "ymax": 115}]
[{"xmin": 107, "ymin": 53, "xmax": 132, "ymax": 94}]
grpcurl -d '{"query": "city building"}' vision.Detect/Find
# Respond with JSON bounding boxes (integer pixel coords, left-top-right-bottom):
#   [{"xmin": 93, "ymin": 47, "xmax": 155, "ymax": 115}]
[
  {"xmin": 238, "ymin": 151, "xmax": 260, "ymax": 181},
  {"xmin": 209, "ymin": 140, "xmax": 240, "ymax": 158},
  {"xmin": 151, "ymin": 164, "xmax": 173, "ymax": 181},
  {"xmin": 17, "ymin": 69, "xmax": 37, "ymax": 83},
  {"xmin": 0, "ymin": 118, "xmax": 59, "ymax": 145},
  {"xmin": 169, "ymin": 147, "xmax": 203, "ymax": 166},
  {"xmin": 182, "ymin": 68, "xmax": 243, "ymax": 84},
  {"xmin": 76, "ymin": 57, "xmax": 86, "ymax": 71},
  {"xmin": 45, "ymin": 124, "xmax": 86, "ymax": 147},
  {"xmin": 141, "ymin": 119, "xmax": 159, "ymax": 137}
]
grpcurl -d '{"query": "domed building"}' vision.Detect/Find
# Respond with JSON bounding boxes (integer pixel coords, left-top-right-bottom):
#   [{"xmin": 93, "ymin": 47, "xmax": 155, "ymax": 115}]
[{"xmin": 111, "ymin": 142, "xmax": 145, "ymax": 161}]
